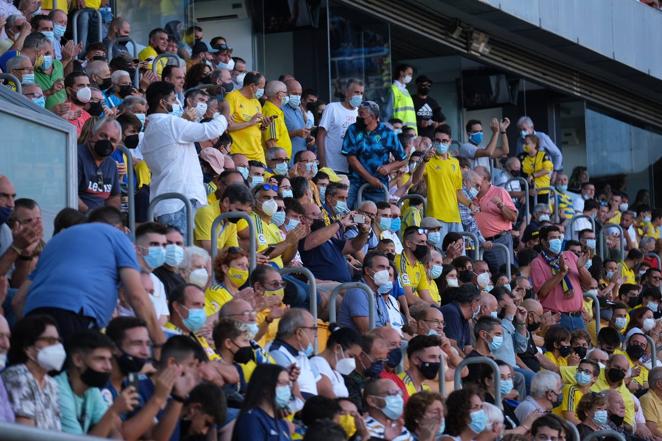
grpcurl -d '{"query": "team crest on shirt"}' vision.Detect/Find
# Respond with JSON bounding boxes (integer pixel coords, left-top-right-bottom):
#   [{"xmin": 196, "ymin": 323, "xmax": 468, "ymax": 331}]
[
  {"xmin": 258, "ymin": 233, "xmax": 266, "ymax": 244},
  {"xmin": 400, "ymin": 273, "xmax": 410, "ymax": 285},
  {"xmin": 374, "ymin": 135, "xmax": 381, "ymax": 142}
]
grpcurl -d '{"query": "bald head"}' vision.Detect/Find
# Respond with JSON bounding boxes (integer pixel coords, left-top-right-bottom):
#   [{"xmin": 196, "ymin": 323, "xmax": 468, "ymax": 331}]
[
  {"xmin": 480, "ymin": 293, "xmax": 498, "ymax": 317},
  {"xmin": 474, "ymin": 166, "xmax": 491, "ymax": 181},
  {"xmin": 371, "ymin": 326, "xmax": 400, "ymax": 350},
  {"xmin": 303, "ymin": 203, "xmax": 320, "ymax": 218},
  {"xmin": 285, "ymin": 79, "xmax": 302, "ymax": 95},
  {"xmin": 0, "ymin": 176, "xmax": 16, "ymax": 209},
  {"xmin": 359, "ymin": 200, "xmax": 377, "ymax": 213},
  {"xmin": 219, "ymin": 298, "xmax": 252, "ymax": 318},
  {"xmin": 587, "ymin": 348, "xmax": 609, "ymax": 365},
  {"xmin": 608, "ymin": 354, "xmax": 629, "ymax": 371},
  {"xmin": 522, "ymin": 298, "xmax": 543, "ymax": 315}
]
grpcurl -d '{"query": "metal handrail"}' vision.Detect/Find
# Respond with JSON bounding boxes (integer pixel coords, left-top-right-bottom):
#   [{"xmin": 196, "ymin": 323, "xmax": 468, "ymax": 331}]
[
  {"xmin": 583, "ymin": 291, "xmax": 601, "ymax": 334},
  {"xmin": 280, "ymin": 267, "xmax": 318, "ymax": 349},
  {"xmin": 583, "ymin": 430, "xmax": 626, "ymax": 441},
  {"xmin": 183, "ymin": 83, "xmax": 222, "ymax": 96},
  {"xmin": 118, "ymin": 146, "xmax": 135, "ymax": 241},
  {"xmin": 644, "ymin": 334, "xmax": 658, "ymax": 369},
  {"xmin": 108, "ymin": 36, "xmax": 138, "ymax": 59},
  {"xmin": 357, "ymin": 182, "xmax": 389, "ymax": 206},
  {"xmin": 505, "ymin": 177, "xmax": 530, "ymax": 226},
  {"xmin": 0, "ymin": 422, "xmax": 108, "ymax": 441},
  {"xmin": 569, "ymin": 214, "xmax": 596, "ymax": 238},
  {"xmin": 72, "ymin": 8, "xmax": 103, "ymax": 46},
  {"xmin": 328, "ymin": 282, "xmax": 376, "ymax": 330},
  {"xmin": 0, "ymin": 73, "xmax": 22, "ymax": 94},
  {"xmin": 152, "ymin": 53, "xmax": 180, "ymax": 74},
  {"xmin": 210, "ymin": 212, "xmax": 256, "ymax": 271},
  {"xmin": 534, "ymin": 186, "xmax": 560, "ymax": 223},
  {"xmin": 647, "ymin": 252, "xmax": 662, "ymax": 271},
  {"xmin": 562, "ymin": 420, "xmax": 581, "ymax": 441},
  {"xmin": 458, "ymin": 231, "xmax": 480, "ymax": 261},
  {"xmin": 438, "ymin": 351, "xmax": 446, "ymax": 397},
  {"xmin": 454, "ymin": 356, "xmax": 502, "ymax": 409},
  {"xmin": 599, "ymin": 223, "xmax": 625, "ymax": 261},
  {"xmin": 147, "ymin": 192, "xmax": 193, "ymax": 246},
  {"xmin": 490, "ymin": 242, "xmax": 512, "ymax": 279},
  {"xmin": 397, "ymin": 194, "xmax": 427, "ymax": 216}
]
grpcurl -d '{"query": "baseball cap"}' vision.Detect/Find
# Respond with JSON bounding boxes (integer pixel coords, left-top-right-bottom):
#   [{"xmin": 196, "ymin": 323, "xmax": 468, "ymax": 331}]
[
  {"xmin": 319, "ymin": 167, "xmax": 342, "ymax": 183},
  {"xmin": 421, "ymin": 217, "xmax": 442, "ymax": 229}
]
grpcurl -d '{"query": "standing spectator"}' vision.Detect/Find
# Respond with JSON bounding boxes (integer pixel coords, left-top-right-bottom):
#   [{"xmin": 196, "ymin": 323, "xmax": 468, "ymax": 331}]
[
  {"xmin": 138, "ymin": 28, "xmax": 169, "ymax": 75},
  {"xmin": 2, "ymin": 315, "xmax": 63, "ymax": 430},
  {"xmin": 474, "ymin": 166, "xmax": 518, "ymax": 274},
  {"xmin": 225, "ymin": 71, "xmax": 271, "ymax": 163},
  {"xmin": 262, "ymin": 80, "xmax": 293, "ymax": 158},
  {"xmin": 531, "ymin": 226, "xmax": 592, "ymax": 330},
  {"xmin": 517, "ymin": 116, "xmax": 563, "ymax": 173},
  {"xmin": 458, "ymin": 118, "xmax": 509, "ymax": 170},
  {"xmin": 459, "ymin": 169, "xmax": 488, "ymax": 249},
  {"xmin": 34, "ymin": 38, "xmax": 66, "ymax": 110},
  {"xmin": 521, "ymin": 133, "xmax": 554, "ymax": 207},
  {"xmin": 142, "ymin": 81, "xmax": 228, "ymax": 243},
  {"xmin": 283, "ymin": 79, "xmax": 310, "ymax": 161},
  {"xmin": 412, "ymin": 75, "xmax": 446, "ymax": 140},
  {"xmin": 383, "ymin": 64, "xmax": 416, "ymax": 133},
  {"xmin": 317, "ymin": 79, "xmax": 363, "ymax": 173},
  {"xmin": 342, "ymin": 100, "xmax": 407, "ymax": 209},
  {"xmin": 77, "ymin": 118, "xmax": 122, "ymax": 212},
  {"xmin": 103, "ymin": 17, "xmax": 132, "ymax": 59}
]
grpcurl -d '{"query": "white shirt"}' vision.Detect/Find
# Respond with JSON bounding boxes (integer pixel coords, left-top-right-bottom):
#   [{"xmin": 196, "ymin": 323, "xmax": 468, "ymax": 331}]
[
  {"xmin": 142, "ymin": 113, "xmax": 228, "ymax": 216},
  {"xmin": 269, "ymin": 343, "xmax": 320, "ymax": 396},
  {"xmin": 318, "ymin": 102, "xmax": 357, "ymax": 173},
  {"xmin": 149, "ymin": 273, "xmax": 170, "ymax": 319},
  {"xmin": 0, "ymin": 223, "xmax": 11, "ymax": 256},
  {"xmin": 309, "ymin": 356, "xmax": 349, "ymax": 397}
]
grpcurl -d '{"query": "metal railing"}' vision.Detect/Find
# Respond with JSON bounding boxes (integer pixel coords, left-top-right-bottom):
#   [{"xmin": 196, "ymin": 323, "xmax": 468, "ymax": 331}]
[
  {"xmin": 490, "ymin": 242, "xmax": 512, "ymax": 279},
  {"xmin": 0, "ymin": 422, "xmax": 108, "ymax": 441},
  {"xmin": 647, "ymin": 252, "xmax": 662, "ymax": 271},
  {"xmin": 152, "ymin": 53, "xmax": 181, "ymax": 74},
  {"xmin": 599, "ymin": 223, "xmax": 625, "ymax": 261},
  {"xmin": 397, "ymin": 194, "xmax": 427, "ymax": 216},
  {"xmin": 454, "ymin": 356, "xmax": 502, "ymax": 409},
  {"xmin": 147, "ymin": 193, "xmax": 193, "ymax": 246},
  {"xmin": 108, "ymin": 36, "xmax": 137, "ymax": 59},
  {"xmin": 356, "ymin": 182, "xmax": 389, "ymax": 206},
  {"xmin": 72, "ymin": 8, "xmax": 103, "ymax": 46},
  {"xmin": 568, "ymin": 214, "xmax": 596, "ymax": 238},
  {"xmin": 328, "ymin": 282, "xmax": 376, "ymax": 330},
  {"xmin": 438, "ymin": 351, "xmax": 446, "ymax": 397},
  {"xmin": 0, "ymin": 73, "xmax": 21, "ymax": 94},
  {"xmin": 644, "ymin": 334, "xmax": 658, "ymax": 368},
  {"xmin": 118, "ymin": 145, "xmax": 135, "ymax": 241},
  {"xmin": 505, "ymin": 177, "xmax": 530, "ymax": 226},
  {"xmin": 562, "ymin": 420, "xmax": 581, "ymax": 441},
  {"xmin": 583, "ymin": 290, "xmax": 601, "ymax": 334},
  {"xmin": 210, "ymin": 212, "xmax": 256, "ymax": 271},
  {"xmin": 583, "ymin": 430, "xmax": 626, "ymax": 441},
  {"xmin": 458, "ymin": 231, "xmax": 480, "ymax": 261},
  {"xmin": 534, "ymin": 186, "xmax": 560, "ymax": 223},
  {"xmin": 280, "ymin": 267, "xmax": 318, "ymax": 349}
]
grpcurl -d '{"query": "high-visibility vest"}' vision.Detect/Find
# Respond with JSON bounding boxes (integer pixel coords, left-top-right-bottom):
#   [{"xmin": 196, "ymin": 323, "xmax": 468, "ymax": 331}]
[{"xmin": 391, "ymin": 84, "xmax": 417, "ymax": 134}]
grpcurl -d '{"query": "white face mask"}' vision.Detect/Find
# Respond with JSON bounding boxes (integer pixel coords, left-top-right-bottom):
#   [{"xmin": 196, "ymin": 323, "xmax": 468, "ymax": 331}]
[
  {"xmin": 446, "ymin": 277, "xmax": 459, "ymax": 288},
  {"xmin": 336, "ymin": 356, "xmax": 356, "ymax": 375},
  {"xmin": 372, "ymin": 269, "xmax": 391, "ymax": 287},
  {"xmin": 261, "ymin": 199, "xmax": 278, "ymax": 217},
  {"xmin": 403, "ymin": 75, "xmax": 412, "ymax": 84},
  {"xmin": 188, "ymin": 268, "xmax": 209, "ymax": 288},
  {"xmin": 76, "ymin": 86, "xmax": 92, "ymax": 104},
  {"xmin": 643, "ymin": 318, "xmax": 656, "ymax": 332},
  {"xmin": 37, "ymin": 343, "xmax": 67, "ymax": 371},
  {"xmin": 195, "ymin": 102, "xmax": 207, "ymax": 120},
  {"xmin": 477, "ymin": 272, "xmax": 491, "ymax": 289}
]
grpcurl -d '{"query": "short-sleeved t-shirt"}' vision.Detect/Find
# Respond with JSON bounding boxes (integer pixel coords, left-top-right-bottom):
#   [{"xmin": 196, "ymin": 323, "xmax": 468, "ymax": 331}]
[
  {"xmin": 640, "ymin": 390, "xmax": 662, "ymax": 427},
  {"xmin": 261, "ymin": 100, "xmax": 292, "ymax": 157},
  {"xmin": 77, "ymin": 144, "xmax": 120, "ymax": 210},
  {"xmin": 55, "ymin": 373, "xmax": 108, "ymax": 435},
  {"xmin": 282, "ymin": 103, "xmax": 307, "ymax": 158},
  {"xmin": 424, "ymin": 155, "xmax": 463, "ymax": 223},
  {"xmin": 24, "ymin": 223, "xmax": 140, "ymax": 327},
  {"xmin": 238, "ymin": 212, "xmax": 283, "ymax": 268},
  {"xmin": 553, "ymin": 384, "xmax": 584, "ymax": 418},
  {"xmin": 395, "ymin": 252, "xmax": 430, "ymax": 298},
  {"xmin": 193, "ymin": 203, "xmax": 239, "ymax": 249},
  {"xmin": 1, "ymin": 364, "xmax": 60, "ymax": 430},
  {"xmin": 318, "ymin": 102, "xmax": 358, "ymax": 173},
  {"xmin": 522, "ymin": 151, "xmax": 553, "ymax": 194},
  {"xmin": 232, "ymin": 407, "xmax": 290, "ymax": 441},
  {"xmin": 440, "ymin": 302, "xmax": 471, "ymax": 349},
  {"xmin": 298, "ymin": 222, "xmax": 351, "ymax": 282},
  {"xmin": 412, "ymin": 95, "xmax": 445, "ymax": 140},
  {"xmin": 338, "ymin": 283, "xmax": 389, "ymax": 332},
  {"xmin": 204, "ymin": 283, "xmax": 234, "ymax": 316},
  {"xmin": 225, "ymin": 89, "xmax": 264, "ymax": 162}
]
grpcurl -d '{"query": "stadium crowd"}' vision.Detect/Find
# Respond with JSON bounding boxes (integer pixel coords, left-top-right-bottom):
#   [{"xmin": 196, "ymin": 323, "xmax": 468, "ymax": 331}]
[{"xmin": 1, "ymin": 1, "xmax": 662, "ymax": 440}]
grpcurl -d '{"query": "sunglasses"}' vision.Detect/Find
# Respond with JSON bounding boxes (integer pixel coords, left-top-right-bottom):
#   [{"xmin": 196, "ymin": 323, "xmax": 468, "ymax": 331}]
[{"xmin": 258, "ymin": 184, "xmax": 279, "ymax": 192}]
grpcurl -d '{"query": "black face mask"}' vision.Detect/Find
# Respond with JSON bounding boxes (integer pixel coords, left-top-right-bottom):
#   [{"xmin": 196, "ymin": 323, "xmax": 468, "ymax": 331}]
[
  {"xmin": 573, "ymin": 346, "xmax": 588, "ymax": 359},
  {"xmin": 88, "ymin": 101, "xmax": 104, "ymax": 117},
  {"xmin": 418, "ymin": 361, "xmax": 440, "ymax": 380},
  {"xmin": 233, "ymin": 345, "xmax": 255, "ymax": 364},
  {"xmin": 627, "ymin": 297, "xmax": 640, "ymax": 308},
  {"xmin": 510, "ymin": 170, "xmax": 520, "ymax": 177},
  {"xmin": 162, "ymin": 99, "xmax": 173, "ymax": 113},
  {"xmin": 527, "ymin": 321, "xmax": 541, "ymax": 332},
  {"xmin": 626, "ymin": 344, "xmax": 645, "ymax": 361},
  {"xmin": 418, "ymin": 85, "xmax": 431, "ymax": 95},
  {"xmin": 92, "ymin": 139, "xmax": 114, "ymax": 157},
  {"xmin": 124, "ymin": 134, "xmax": 140, "ymax": 149},
  {"xmin": 116, "ymin": 352, "xmax": 147, "ymax": 375},
  {"xmin": 385, "ymin": 253, "xmax": 396, "ymax": 262},
  {"xmin": 306, "ymin": 102, "xmax": 316, "ymax": 112},
  {"xmin": 81, "ymin": 366, "xmax": 111, "ymax": 388},
  {"xmin": 386, "ymin": 348, "xmax": 403, "ymax": 369},
  {"xmin": 222, "ymin": 81, "xmax": 234, "ymax": 93},
  {"xmin": 606, "ymin": 367, "xmax": 626, "ymax": 384},
  {"xmin": 609, "ymin": 414, "xmax": 624, "ymax": 426},
  {"xmin": 355, "ymin": 117, "xmax": 366, "ymax": 130},
  {"xmin": 92, "ymin": 55, "xmax": 107, "ymax": 61},
  {"xmin": 559, "ymin": 345, "xmax": 573, "ymax": 357},
  {"xmin": 227, "ymin": 216, "xmax": 241, "ymax": 224},
  {"xmin": 99, "ymin": 77, "xmax": 112, "ymax": 91},
  {"xmin": 118, "ymin": 85, "xmax": 134, "ymax": 98},
  {"xmin": 413, "ymin": 244, "xmax": 428, "ymax": 261}
]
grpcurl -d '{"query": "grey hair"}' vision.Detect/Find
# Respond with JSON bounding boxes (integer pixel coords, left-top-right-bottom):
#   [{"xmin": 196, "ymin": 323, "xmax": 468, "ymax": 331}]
[
  {"xmin": 92, "ymin": 118, "xmax": 122, "ymax": 139},
  {"xmin": 265, "ymin": 80, "xmax": 286, "ymax": 98},
  {"xmin": 505, "ymin": 156, "xmax": 520, "ymax": 170},
  {"xmin": 345, "ymin": 78, "xmax": 364, "ymax": 92},
  {"xmin": 462, "ymin": 168, "xmax": 480, "ymax": 185},
  {"xmin": 533, "ymin": 203, "xmax": 548, "ymax": 214},
  {"xmin": 276, "ymin": 307, "xmax": 311, "ymax": 339},
  {"xmin": 182, "ymin": 245, "xmax": 210, "ymax": 270},
  {"xmin": 266, "ymin": 146, "xmax": 286, "ymax": 161},
  {"xmin": 86, "ymin": 60, "xmax": 109, "ymax": 78},
  {"xmin": 640, "ymin": 236, "xmax": 656, "ymax": 250},
  {"xmin": 111, "ymin": 70, "xmax": 130, "ymax": 84},
  {"xmin": 530, "ymin": 370, "xmax": 560, "ymax": 398},
  {"xmin": 474, "ymin": 165, "xmax": 491, "ymax": 181},
  {"xmin": 23, "ymin": 32, "xmax": 48, "ymax": 50},
  {"xmin": 6, "ymin": 55, "xmax": 30, "ymax": 72},
  {"xmin": 649, "ymin": 367, "xmax": 662, "ymax": 387},
  {"xmin": 483, "ymin": 402, "xmax": 504, "ymax": 426},
  {"xmin": 358, "ymin": 200, "xmax": 377, "ymax": 212},
  {"xmin": 517, "ymin": 116, "xmax": 533, "ymax": 128},
  {"xmin": 6, "ymin": 15, "xmax": 25, "ymax": 30},
  {"xmin": 118, "ymin": 95, "xmax": 147, "ymax": 112},
  {"xmin": 359, "ymin": 100, "xmax": 379, "ymax": 118}
]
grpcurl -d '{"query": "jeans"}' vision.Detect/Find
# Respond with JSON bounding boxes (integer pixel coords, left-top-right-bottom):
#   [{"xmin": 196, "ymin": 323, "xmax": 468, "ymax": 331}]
[
  {"xmin": 347, "ymin": 183, "xmax": 386, "ymax": 210},
  {"xmin": 155, "ymin": 200, "xmax": 200, "ymax": 244},
  {"xmin": 75, "ymin": 9, "xmax": 100, "ymax": 54},
  {"xmin": 482, "ymin": 232, "xmax": 514, "ymax": 275},
  {"xmin": 559, "ymin": 313, "xmax": 586, "ymax": 331}
]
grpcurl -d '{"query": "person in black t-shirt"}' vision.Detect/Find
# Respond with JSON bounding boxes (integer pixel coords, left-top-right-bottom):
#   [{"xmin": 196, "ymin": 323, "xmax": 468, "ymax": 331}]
[{"xmin": 412, "ymin": 75, "xmax": 446, "ymax": 139}]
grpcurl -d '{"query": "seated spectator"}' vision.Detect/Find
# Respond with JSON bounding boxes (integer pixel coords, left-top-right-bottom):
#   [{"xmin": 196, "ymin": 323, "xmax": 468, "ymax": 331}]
[
  {"xmin": 398, "ymin": 335, "xmax": 442, "ymax": 398},
  {"xmin": 22, "ymin": 83, "xmax": 46, "ymax": 107},
  {"xmin": 2, "ymin": 315, "xmax": 63, "ymax": 430},
  {"xmin": 575, "ymin": 391, "xmax": 610, "ymax": 438},
  {"xmin": 442, "ymin": 386, "xmax": 489, "ymax": 441},
  {"xmin": 179, "ymin": 382, "xmax": 227, "ymax": 441},
  {"xmin": 153, "ymin": 225, "xmax": 187, "ymax": 298},
  {"xmin": 294, "ymin": 395, "xmax": 342, "ymax": 438},
  {"xmin": 310, "ymin": 325, "xmax": 361, "ymax": 399},
  {"xmin": 542, "ymin": 325, "xmax": 572, "ymax": 373},
  {"xmin": 7, "ymin": 54, "xmax": 34, "ymax": 88},
  {"xmin": 362, "ymin": 379, "xmax": 411, "ymax": 440},
  {"xmin": 219, "ymin": 298, "xmax": 274, "ymax": 368},
  {"xmin": 212, "ymin": 318, "xmax": 253, "ymax": 402},
  {"xmin": 529, "ymin": 414, "xmax": 565, "ymax": 441},
  {"xmin": 0, "ymin": 31, "xmax": 48, "ymax": 73},
  {"xmin": 640, "ymin": 367, "xmax": 662, "ymax": 438},
  {"xmin": 103, "ymin": 17, "xmax": 133, "ymax": 59},
  {"xmin": 165, "ymin": 284, "xmax": 216, "ymax": 358},
  {"xmin": 440, "ymin": 284, "xmax": 481, "ymax": 354},
  {"xmin": 105, "ymin": 69, "xmax": 132, "ymax": 108},
  {"xmin": 403, "ymin": 391, "xmax": 445, "ymax": 441},
  {"xmin": 557, "ymin": 359, "xmax": 600, "ymax": 424},
  {"xmin": 138, "ymin": 28, "xmax": 169, "ymax": 75},
  {"xmin": 396, "ymin": 226, "xmax": 433, "ymax": 304},
  {"xmin": 514, "ymin": 370, "xmax": 562, "ymax": 423},
  {"xmin": 344, "ymin": 333, "xmax": 389, "ymax": 412}
]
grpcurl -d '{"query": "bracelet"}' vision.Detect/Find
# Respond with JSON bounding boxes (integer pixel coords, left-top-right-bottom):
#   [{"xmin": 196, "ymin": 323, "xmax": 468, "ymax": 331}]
[
  {"xmin": 18, "ymin": 254, "xmax": 34, "ymax": 261},
  {"xmin": 500, "ymin": 131, "xmax": 506, "ymax": 134},
  {"xmin": 10, "ymin": 245, "xmax": 23, "ymax": 255},
  {"xmin": 170, "ymin": 393, "xmax": 186, "ymax": 403}
]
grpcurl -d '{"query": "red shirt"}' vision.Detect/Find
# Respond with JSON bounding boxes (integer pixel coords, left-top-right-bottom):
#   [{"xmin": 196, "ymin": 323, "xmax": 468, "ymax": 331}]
[
  {"xmin": 66, "ymin": 101, "xmax": 91, "ymax": 136},
  {"xmin": 531, "ymin": 250, "xmax": 584, "ymax": 313},
  {"xmin": 475, "ymin": 185, "xmax": 517, "ymax": 238}
]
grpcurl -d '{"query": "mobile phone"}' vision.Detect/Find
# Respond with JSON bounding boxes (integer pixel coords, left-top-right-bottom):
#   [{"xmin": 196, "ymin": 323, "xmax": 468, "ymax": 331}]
[
  {"xmin": 264, "ymin": 245, "xmax": 276, "ymax": 256},
  {"xmin": 127, "ymin": 372, "xmax": 139, "ymax": 391},
  {"xmin": 352, "ymin": 214, "xmax": 365, "ymax": 224}
]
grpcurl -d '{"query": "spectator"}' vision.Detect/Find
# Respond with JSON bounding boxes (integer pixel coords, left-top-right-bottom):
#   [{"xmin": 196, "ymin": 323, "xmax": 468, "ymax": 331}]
[
  {"xmin": 225, "ymin": 71, "xmax": 269, "ymax": 163},
  {"xmin": 458, "ymin": 118, "xmax": 509, "ymax": 169},
  {"xmin": 219, "ymin": 298, "xmax": 274, "ymax": 367},
  {"xmin": 179, "ymin": 382, "xmax": 227, "ymax": 441},
  {"xmin": 262, "ymin": 80, "xmax": 292, "ymax": 158},
  {"xmin": 383, "ymin": 64, "xmax": 416, "ymax": 133},
  {"xmin": 403, "ymin": 390, "xmax": 445, "ymax": 441},
  {"xmin": 283, "ymin": 79, "xmax": 311, "ymax": 161},
  {"xmin": 231, "ymin": 364, "xmax": 292, "ymax": 441},
  {"xmin": 399, "ymin": 335, "xmax": 442, "ymax": 398},
  {"xmin": 396, "ymin": 226, "xmax": 432, "ymax": 304},
  {"xmin": 344, "ymin": 333, "xmax": 388, "ymax": 412},
  {"xmin": 0, "ymin": 31, "xmax": 48, "ymax": 73},
  {"xmin": 338, "ymin": 252, "xmax": 392, "ymax": 333},
  {"xmin": 20, "ymin": 208, "xmax": 164, "ymax": 345},
  {"xmin": 440, "ymin": 284, "xmax": 481, "ymax": 353},
  {"xmin": 516, "ymin": 116, "xmax": 563, "ymax": 173},
  {"xmin": 212, "ymin": 318, "xmax": 252, "ymax": 399},
  {"xmin": 77, "ymin": 118, "xmax": 122, "ymax": 212},
  {"xmin": 142, "ymin": 81, "xmax": 228, "ymax": 243},
  {"xmin": 412, "ymin": 75, "xmax": 446, "ymax": 140},
  {"xmin": 183, "ymin": 88, "xmax": 209, "ymax": 122},
  {"xmin": 21, "ymin": 83, "xmax": 46, "ymax": 107},
  {"xmin": 576, "ymin": 391, "xmax": 610, "ymax": 438},
  {"xmin": 138, "ymin": 28, "xmax": 169, "ymax": 75},
  {"xmin": 529, "ymin": 414, "xmax": 565, "ymax": 441},
  {"xmin": 7, "ymin": 54, "xmax": 35, "ymax": 88},
  {"xmin": 640, "ymin": 366, "xmax": 662, "ymax": 438},
  {"xmin": 558, "ymin": 359, "xmax": 600, "ymax": 424},
  {"xmin": 86, "ymin": 59, "xmax": 112, "ymax": 93},
  {"xmin": 362, "ymin": 379, "xmax": 411, "ymax": 439},
  {"xmin": 104, "ymin": 69, "xmax": 131, "ymax": 108},
  {"xmin": 531, "ymin": 226, "xmax": 592, "ymax": 330},
  {"xmin": 152, "ymin": 226, "xmax": 187, "ymax": 297},
  {"xmin": 0, "ymin": 314, "xmax": 13, "ymax": 423},
  {"xmin": 302, "ymin": 419, "xmax": 346, "ymax": 441},
  {"xmin": 2, "ymin": 315, "xmax": 63, "ymax": 430},
  {"xmin": 103, "ymin": 17, "xmax": 132, "ymax": 58},
  {"xmin": 310, "ymin": 325, "xmax": 361, "ymax": 399},
  {"xmin": 442, "ymin": 386, "xmax": 489, "ymax": 441},
  {"xmin": 459, "ymin": 169, "xmax": 488, "ymax": 248},
  {"xmin": 514, "ymin": 370, "xmax": 562, "ymax": 423},
  {"xmin": 230, "ymin": 56, "xmax": 247, "ymax": 90},
  {"xmin": 266, "ymin": 146, "xmax": 289, "ymax": 177},
  {"xmin": 317, "ymin": 78, "xmax": 363, "ymax": 173},
  {"xmin": 521, "ymin": 133, "xmax": 554, "ymax": 207},
  {"xmin": 204, "ymin": 247, "xmax": 250, "ymax": 326},
  {"xmin": 269, "ymin": 308, "xmax": 320, "ymax": 398},
  {"xmin": 342, "ymin": 100, "xmax": 407, "ymax": 209},
  {"xmin": 163, "ymin": 64, "xmax": 186, "ymax": 105},
  {"xmin": 60, "ymin": 71, "xmax": 92, "ymax": 135}
]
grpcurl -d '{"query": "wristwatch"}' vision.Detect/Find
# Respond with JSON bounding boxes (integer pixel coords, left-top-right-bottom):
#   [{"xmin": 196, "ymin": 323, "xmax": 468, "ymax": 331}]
[{"xmin": 171, "ymin": 393, "xmax": 187, "ymax": 403}]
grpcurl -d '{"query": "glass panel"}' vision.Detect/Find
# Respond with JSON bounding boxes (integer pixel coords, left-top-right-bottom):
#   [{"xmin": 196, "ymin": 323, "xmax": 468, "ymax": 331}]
[
  {"xmin": 115, "ymin": 0, "xmax": 191, "ymax": 45},
  {"xmin": 0, "ymin": 112, "xmax": 69, "ymax": 239},
  {"xmin": 329, "ymin": 2, "xmax": 391, "ymax": 106}
]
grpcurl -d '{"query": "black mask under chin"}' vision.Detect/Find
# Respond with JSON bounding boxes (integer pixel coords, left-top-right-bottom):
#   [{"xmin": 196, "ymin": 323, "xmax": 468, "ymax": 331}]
[
  {"xmin": 118, "ymin": 84, "xmax": 135, "ymax": 98},
  {"xmin": 116, "ymin": 352, "xmax": 147, "ymax": 375},
  {"xmin": 609, "ymin": 414, "xmax": 624, "ymax": 426}
]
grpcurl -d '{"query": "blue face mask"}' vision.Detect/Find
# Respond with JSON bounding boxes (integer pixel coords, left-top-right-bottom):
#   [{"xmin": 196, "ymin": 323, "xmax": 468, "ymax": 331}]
[
  {"xmin": 285, "ymin": 218, "xmax": 300, "ymax": 232},
  {"xmin": 377, "ymin": 283, "xmax": 392, "ymax": 295},
  {"xmin": 275, "ymin": 384, "xmax": 291, "ymax": 409},
  {"xmin": 144, "ymin": 246, "xmax": 166, "ymax": 269},
  {"xmin": 305, "ymin": 162, "xmax": 318, "ymax": 176},
  {"xmin": 381, "ymin": 394, "xmax": 404, "ymax": 420},
  {"xmin": 53, "ymin": 23, "xmax": 66, "ymax": 38},
  {"xmin": 585, "ymin": 259, "xmax": 592, "ymax": 270},
  {"xmin": 171, "ymin": 102, "xmax": 184, "ymax": 118},
  {"xmin": 274, "ymin": 162, "xmax": 288, "ymax": 176},
  {"xmin": 41, "ymin": 55, "xmax": 53, "ymax": 71},
  {"xmin": 271, "ymin": 210, "xmax": 286, "ymax": 227},
  {"xmin": 365, "ymin": 359, "xmax": 384, "ymax": 377},
  {"xmin": 430, "ymin": 264, "xmax": 443, "ymax": 280},
  {"xmin": 349, "ymin": 95, "xmax": 363, "ymax": 108},
  {"xmin": 21, "ymin": 73, "xmax": 35, "ymax": 85},
  {"xmin": 135, "ymin": 113, "xmax": 146, "ymax": 128},
  {"xmin": 593, "ymin": 409, "xmax": 608, "ymax": 425},
  {"xmin": 379, "ymin": 217, "xmax": 391, "ymax": 231},
  {"xmin": 390, "ymin": 217, "xmax": 401, "ymax": 232},
  {"xmin": 428, "ymin": 231, "xmax": 441, "ymax": 246},
  {"xmin": 0, "ymin": 206, "xmax": 12, "ymax": 225},
  {"xmin": 386, "ymin": 347, "xmax": 403, "ymax": 369},
  {"xmin": 520, "ymin": 130, "xmax": 528, "ymax": 139},
  {"xmin": 499, "ymin": 378, "xmax": 514, "ymax": 395},
  {"xmin": 468, "ymin": 409, "xmax": 488, "ymax": 433},
  {"xmin": 182, "ymin": 306, "xmax": 206, "ymax": 332},
  {"xmin": 164, "ymin": 244, "xmax": 185, "ymax": 267},
  {"xmin": 281, "ymin": 189, "xmax": 293, "ymax": 199},
  {"xmin": 548, "ymin": 238, "xmax": 563, "ymax": 254},
  {"xmin": 469, "ymin": 131, "xmax": 484, "ymax": 145},
  {"xmin": 255, "ymin": 88, "xmax": 265, "ymax": 99},
  {"xmin": 585, "ymin": 239, "xmax": 596, "ymax": 250},
  {"xmin": 438, "ymin": 419, "xmax": 446, "ymax": 437},
  {"xmin": 319, "ymin": 186, "xmax": 326, "ymax": 201},
  {"xmin": 335, "ymin": 200, "xmax": 349, "ymax": 215},
  {"xmin": 557, "ymin": 184, "xmax": 568, "ymax": 193},
  {"xmin": 468, "ymin": 187, "xmax": 479, "ymax": 199},
  {"xmin": 288, "ymin": 94, "xmax": 301, "ymax": 108},
  {"xmin": 237, "ymin": 166, "xmax": 249, "ymax": 180},
  {"xmin": 434, "ymin": 142, "xmax": 449, "ymax": 155},
  {"xmin": 576, "ymin": 370, "xmax": 592, "ymax": 386},
  {"xmin": 614, "ymin": 317, "xmax": 627, "ymax": 330},
  {"xmin": 32, "ymin": 96, "xmax": 46, "ymax": 108},
  {"xmin": 250, "ymin": 175, "xmax": 264, "ymax": 187},
  {"xmin": 281, "ymin": 95, "xmax": 290, "ymax": 106},
  {"xmin": 488, "ymin": 335, "xmax": 504, "ymax": 352}
]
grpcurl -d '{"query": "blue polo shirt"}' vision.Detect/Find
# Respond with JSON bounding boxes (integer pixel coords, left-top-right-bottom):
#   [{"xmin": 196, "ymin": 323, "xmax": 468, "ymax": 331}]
[
  {"xmin": 78, "ymin": 144, "xmax": 120, "ymax": 211},
  {"xmin": 232, "ymin": 407, "xmax": 290, "ymax": 441},
  {"xmin": 440, "ymin": 302, "xmax": 472, "ymax": 350},
  {"xmin": 24, "ymin": 223, "xmax": 140, "ymax": 326},
  {"xmin": 282, "ymin": 103, "xmax": 307, "ymax": 161},
  {"xmin": 338, "ymin": 280, "xmax": 390, "ymax": 332},
  {"xmin": 298, "ymin": 223, "xmax": 351, "ymax": 283}
]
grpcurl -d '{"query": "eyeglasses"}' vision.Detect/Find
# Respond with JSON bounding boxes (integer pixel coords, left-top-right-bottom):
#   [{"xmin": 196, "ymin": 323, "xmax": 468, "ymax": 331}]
[
  {"xmin": 272, "ymin": 157, "xmax": 289, "ymax": 163},
  {"xmin": 228, "ymin": 310, "xmax": 257, "ymax": 319},
  {"xmin": 299, "ymin": 326, "xmax": 318, "ymax": 333},
  {"xmin": 257, "ymin": 184, "xmax": 279, "ymax": 192}
]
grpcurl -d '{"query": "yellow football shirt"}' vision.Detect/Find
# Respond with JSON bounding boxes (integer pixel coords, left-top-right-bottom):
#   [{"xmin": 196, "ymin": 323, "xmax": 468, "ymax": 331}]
[
  {"xmin": 261, "ymin": 101, "xmax": 292, "ymax": 158},
  {"xmin": 225, "ymin": 90, "xmax": 265, "ymax": 162},
  {"xmin": 424, "ymin": 155, "xmax": 462, "ymax": 223},
  {"xmin": 522, "ymin": 151, "xmax": 553, "ymax": 194},
  {"xmin": 395, "ymin": 252, "xmax": 430, "ymax": 297}
]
